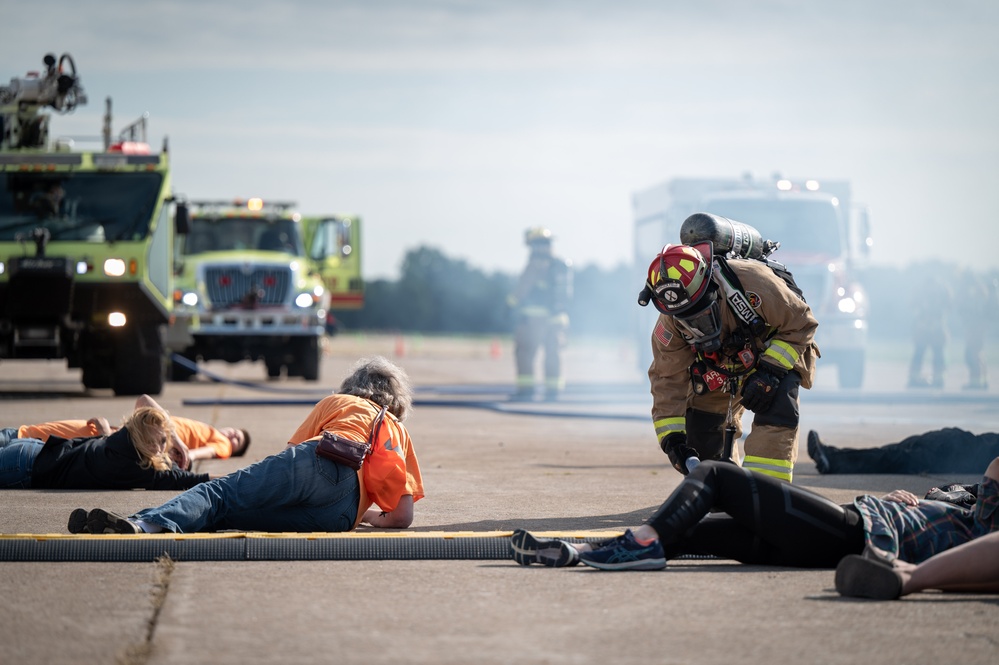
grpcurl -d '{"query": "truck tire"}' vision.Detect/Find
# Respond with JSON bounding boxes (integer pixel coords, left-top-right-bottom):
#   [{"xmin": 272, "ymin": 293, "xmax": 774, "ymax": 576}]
[
  {"xmin": 265, "ymin": 356, "xmax": 284, "ymax": 379},
  {"xmin": 82, "ymin": 361, "xmax": 113, "ymax": 390},
  {"xmin": 113, "ymin": 325, "xmax": 166, "ymax": 396},
  {"xmin": 300, "ymin": 336, "xmax": 321, "ymax": 382},
  {"xmin": 838, "ymin": 350, "xmax": 865, "ymax": 390}
]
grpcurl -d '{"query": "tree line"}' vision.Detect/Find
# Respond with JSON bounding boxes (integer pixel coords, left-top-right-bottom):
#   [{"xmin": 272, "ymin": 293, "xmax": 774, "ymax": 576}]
[{"xmin": 334, "ymin": 245, "xmax": 998, "ymax": 342}]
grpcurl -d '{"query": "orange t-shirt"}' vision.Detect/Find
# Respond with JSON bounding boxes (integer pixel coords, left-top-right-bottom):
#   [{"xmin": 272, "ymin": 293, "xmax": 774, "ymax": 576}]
[
  {"xmin": 20, "ymin": 417, "xmax": 230, "ymax": 458},
  {"xmin": 19, "ymin": 420, "xmax": 98, "ymax": 440},
  {"xmin": 171, "ymin": 417, "xmax": 232, "ymax": 458},
  {"xmin": 288, "ymin": 394, "xmax": 424, "ymax": 527}
]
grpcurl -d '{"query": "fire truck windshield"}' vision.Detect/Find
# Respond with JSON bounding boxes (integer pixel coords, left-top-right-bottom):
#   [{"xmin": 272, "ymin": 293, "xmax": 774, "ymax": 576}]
[
  {"xmin": 701, "ymin": 198, "xmax": 844, "ymax": 257},
  {"xmin": 0, "ymin": 172, "xmax": 163, "ymax": 242},
  {"xmin": 183, "ymin": 216, "xmax": 304, "ymax": 256}
]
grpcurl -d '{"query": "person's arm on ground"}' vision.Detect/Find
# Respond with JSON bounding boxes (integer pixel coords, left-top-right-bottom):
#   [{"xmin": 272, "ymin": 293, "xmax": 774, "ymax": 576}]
[
  {"xmin": 897, "ymin": 531, "xmax": 999, "ymax": 595},
  {"xmin": 361, "ymin": 495, "xmax": 414, "ymax": 528},
  {"xmin": 186, "ymin": 446, "xmax": 218, "ymax": 461}
]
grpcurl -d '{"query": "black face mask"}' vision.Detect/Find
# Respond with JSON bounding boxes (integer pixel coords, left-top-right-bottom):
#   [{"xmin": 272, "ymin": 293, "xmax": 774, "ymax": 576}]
[{"xmin": 674, "ymin": 294, "xmax": 722, "ymax": 353}]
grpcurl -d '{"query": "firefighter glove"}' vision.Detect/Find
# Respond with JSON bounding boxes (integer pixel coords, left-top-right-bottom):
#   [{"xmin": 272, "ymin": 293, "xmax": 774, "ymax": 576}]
[
  {"xmin": 659, "ymin": 432, "xmax": 697, "ymax": 475},
  {"xmin": 740, "ymin": 363, "xmax": 786, "ymax": 413}
]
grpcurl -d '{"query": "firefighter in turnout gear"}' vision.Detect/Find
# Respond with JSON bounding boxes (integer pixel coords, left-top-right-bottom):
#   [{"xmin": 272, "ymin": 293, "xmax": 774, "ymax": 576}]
[
  {"xmin": 509, "ymin": 227, "xmax": 572, "ymax": 400},
  {"xmin": 639, "ymin": 237, "xmax": 819, "ymax": 482}
]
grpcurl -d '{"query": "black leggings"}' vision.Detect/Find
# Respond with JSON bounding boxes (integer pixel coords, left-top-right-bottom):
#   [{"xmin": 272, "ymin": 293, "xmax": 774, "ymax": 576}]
[{"xmin": 647, "ymin": 461, "xmax": 866, "ymax": 568}]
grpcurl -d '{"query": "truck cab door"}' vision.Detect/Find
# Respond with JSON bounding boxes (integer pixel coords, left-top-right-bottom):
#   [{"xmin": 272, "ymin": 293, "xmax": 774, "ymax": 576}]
[{"xmin": 304, "ymin": 215, "xmax": 363, "ymax": 311}]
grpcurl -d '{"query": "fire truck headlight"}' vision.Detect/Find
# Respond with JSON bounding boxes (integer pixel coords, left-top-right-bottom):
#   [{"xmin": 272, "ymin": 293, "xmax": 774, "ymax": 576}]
[
  {"xmin": 104, "ymin": 258, "xmax": 126, "ymax": 277},
  {"xmin": 0, "ymin": 261, "xmax": 5, "ymax": 275},
  {"xmin": 181, "ymin": 292, "xmax": 199, "ymax": 307},
  {"xmin": 108, "ymin": 312, "xmax": 127, "ymax": 327},
  {"xmin": 837, "ymin": 297, "xmax": 857, "ymax": 314},
  {"xmin": 295, "ymin": 292, "xmax": 315, "ymax": 308}
]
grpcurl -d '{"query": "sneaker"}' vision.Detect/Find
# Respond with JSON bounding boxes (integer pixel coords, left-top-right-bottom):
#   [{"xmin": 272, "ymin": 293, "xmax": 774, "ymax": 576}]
[
  {"xmin": 577, "ymin": 529, "xmax": 666, "ymax": 571},
  {"xmin": 85, "ymin": 508, "xmax": 141, "ymax": 535},
  {"xmin": 834, "ymin": 554, "xmax": 904, "ymax": 600},
  {"xmin": 807, "ymin": 430, "xmax": 831, "ymax": 474},
  {"xmin": 510, "ymin": 529, "xmax": 579, "ymax": 567},
  {"xmin": 67, "ymin": 508, "xmax": 89, "ymax": 534}
]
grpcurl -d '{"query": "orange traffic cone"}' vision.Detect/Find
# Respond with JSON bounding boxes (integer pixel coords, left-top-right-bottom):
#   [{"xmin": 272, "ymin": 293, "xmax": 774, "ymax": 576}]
[
  {"xmin": 394, "ymin": 336, "xmax": 406, "ymax": 357},
  {"xmin": 490, "ymin": 338, "xmax": 502, "ymax": 359}
]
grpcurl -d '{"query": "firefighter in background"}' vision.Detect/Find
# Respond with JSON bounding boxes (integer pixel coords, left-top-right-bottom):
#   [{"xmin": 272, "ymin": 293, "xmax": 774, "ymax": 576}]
[
  {"xmin": 958, "ymin": 270, "xmax": 996, "ymax": 391},
  {"xmin": 907, "ymin": 274, "xmax": 951, "ymax": 389},
  {"xmin": 639, "ymin": 242, "xmax": 819, "ymax": 482},
  {"xmin": 509, "ymin": 227, "xmax": 572, "ymax": 401}
]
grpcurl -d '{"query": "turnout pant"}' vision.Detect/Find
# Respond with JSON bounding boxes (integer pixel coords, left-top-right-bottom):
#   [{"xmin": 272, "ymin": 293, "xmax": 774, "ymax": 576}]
[{"xmin": 687, "ymin": 371, "xmax": 802, "ymax": 481}]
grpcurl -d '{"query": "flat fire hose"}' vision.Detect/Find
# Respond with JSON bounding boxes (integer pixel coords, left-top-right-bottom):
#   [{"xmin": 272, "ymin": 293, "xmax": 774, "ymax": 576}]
[
  {"xmin": 0, "ymin": 531, "xmax": 614, "ymax": 563},
  {"xmin": 0, "ymin": 531, "xmax": 715, "ymax": 563}
]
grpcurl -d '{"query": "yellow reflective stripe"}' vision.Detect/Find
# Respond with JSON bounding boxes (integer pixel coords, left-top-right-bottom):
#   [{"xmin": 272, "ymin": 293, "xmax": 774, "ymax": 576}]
[
  {"xmin": 544, "ymin": 377, "xmax": 565, "ymax": 390},
  {"xmin": 516, "ymin": 375, "xmax": 535, "ymax": 388},
  {"xmin": 763, "ymin": 339, "xmax": 798, "ymax": 370},
  {"xmin": 654, "ymin": 417, "xmax": 686, "ymax": 438},
  {"xmin": 743, "ymin": 455, "xmax": 793, "ymax": 482}
]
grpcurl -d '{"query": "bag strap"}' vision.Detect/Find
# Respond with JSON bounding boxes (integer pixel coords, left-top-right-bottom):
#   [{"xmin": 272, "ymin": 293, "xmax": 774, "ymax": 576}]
[{"xmin": 365, "ymin": 405, "xmax": 388, "ymax": 454}]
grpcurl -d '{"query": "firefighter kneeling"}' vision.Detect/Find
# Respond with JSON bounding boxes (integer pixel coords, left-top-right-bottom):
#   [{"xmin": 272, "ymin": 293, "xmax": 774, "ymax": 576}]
[{"xmin": 640, "ymin": 234, "xmax": 819, "ymax": 482}]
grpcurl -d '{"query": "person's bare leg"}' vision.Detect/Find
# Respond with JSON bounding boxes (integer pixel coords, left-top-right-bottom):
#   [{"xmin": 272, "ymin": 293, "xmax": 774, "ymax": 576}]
[{"xmin": 901, "ymin": 531, "xmax": 999, "ymax": 595}]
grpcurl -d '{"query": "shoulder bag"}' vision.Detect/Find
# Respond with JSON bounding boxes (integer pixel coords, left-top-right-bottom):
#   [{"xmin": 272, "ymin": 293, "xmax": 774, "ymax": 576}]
[{"xmin": 315, "ymin": 405, "xmax": 387, "ymax": 470}]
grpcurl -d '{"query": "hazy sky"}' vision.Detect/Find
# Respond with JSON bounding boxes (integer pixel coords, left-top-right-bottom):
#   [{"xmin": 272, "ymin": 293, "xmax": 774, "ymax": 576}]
[{"xmin": 4, "ymin": 1, "xmax": 998, "ymax": 279}]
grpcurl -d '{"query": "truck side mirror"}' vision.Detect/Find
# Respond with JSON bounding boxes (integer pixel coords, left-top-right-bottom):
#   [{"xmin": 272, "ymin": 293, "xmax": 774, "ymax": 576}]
[
  {"xmin": 174, "ymin": 203, "xmax": 190, "ymax": 235},
  {"xmin": 856, "ymin": 207, "xmax": 872, "ymax": 257}
]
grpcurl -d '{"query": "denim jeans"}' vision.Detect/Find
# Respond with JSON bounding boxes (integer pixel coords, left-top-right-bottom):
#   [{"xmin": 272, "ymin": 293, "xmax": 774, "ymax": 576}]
[
  {"xmin": 133, "ymin": 439, "xmax": 359, "ymax": 532},
  {"xmin": 0, "ymin": 432, "xmax": 44, "ymax": 489}
]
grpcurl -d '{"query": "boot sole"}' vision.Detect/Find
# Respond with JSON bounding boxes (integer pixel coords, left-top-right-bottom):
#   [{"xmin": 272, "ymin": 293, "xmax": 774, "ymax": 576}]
[
  {"xmin": 85, "ymin": 508, "xmax": 140, "ymax": 534},
  {"xmin": 835, "ymin": 554, "xmax": 903, "ymax": 600}
]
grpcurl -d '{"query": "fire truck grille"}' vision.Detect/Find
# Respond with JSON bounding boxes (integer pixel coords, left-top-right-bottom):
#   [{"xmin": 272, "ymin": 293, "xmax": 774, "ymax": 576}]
[{"xmin": 204, "ymin": 266, "xmax": 292, "ymax": 307}]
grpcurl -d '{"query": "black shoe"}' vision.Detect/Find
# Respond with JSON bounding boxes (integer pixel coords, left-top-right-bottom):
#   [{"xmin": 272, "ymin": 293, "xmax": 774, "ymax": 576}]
[
  {"xmin": 807, "ymin": 430, "xmax": 831, "ymax": 474},
  {"xmin": 835, "ymin": 554, "xmax": 904, "ymax": 600},
  {"xmin": 67, "ymin": 508, "xmax": 89, "ymax": 534},
  {"xmin": 85, "ymin": 508, "xmax": 141, "ymax": 534},
  {"xmin": 510, "ymin": 529, "xmax": 579, "ymax": 567}
]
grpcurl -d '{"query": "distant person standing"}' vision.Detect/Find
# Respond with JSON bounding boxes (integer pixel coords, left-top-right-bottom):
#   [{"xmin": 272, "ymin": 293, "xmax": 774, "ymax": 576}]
[
  {"xmin": 508, "ymin": 227, "xmax": 572, "ymax": 401},
  {"xmin": 959, "ymin": 270, "xmax": 996, "ymax": 391},
  {"xmin": 908, "ymin": 274, "xmax": 951, "ymax": 389}
]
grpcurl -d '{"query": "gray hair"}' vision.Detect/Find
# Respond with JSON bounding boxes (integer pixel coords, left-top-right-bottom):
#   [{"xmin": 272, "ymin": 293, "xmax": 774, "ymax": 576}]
[{"xmin": 338, "ymin": 356, "xmax": 413, "ymax": 421}]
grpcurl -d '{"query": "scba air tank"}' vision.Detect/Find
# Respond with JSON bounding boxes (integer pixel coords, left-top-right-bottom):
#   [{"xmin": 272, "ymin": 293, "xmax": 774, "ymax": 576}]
[{"xmin": 680, "ymin": 212, "xmax": 770, "ymax": 260}]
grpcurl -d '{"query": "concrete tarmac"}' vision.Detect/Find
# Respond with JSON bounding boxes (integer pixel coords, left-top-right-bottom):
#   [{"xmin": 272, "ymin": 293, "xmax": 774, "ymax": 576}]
[{"xmin": 1, "ymin": 334, "xmax": 998, "ymax": 665}]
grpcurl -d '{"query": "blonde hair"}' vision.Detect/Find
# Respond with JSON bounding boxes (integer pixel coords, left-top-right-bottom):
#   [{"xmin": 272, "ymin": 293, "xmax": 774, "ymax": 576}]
[{"xmin": 123, "ymin": 407, "xmax": 174, "ymax": 471}]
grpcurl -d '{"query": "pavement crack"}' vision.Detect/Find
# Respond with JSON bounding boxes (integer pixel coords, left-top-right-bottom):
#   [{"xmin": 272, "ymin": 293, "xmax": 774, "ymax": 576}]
[{"xmin": 117, "ymin": 554, "xmax": 176, "ymax": 665}]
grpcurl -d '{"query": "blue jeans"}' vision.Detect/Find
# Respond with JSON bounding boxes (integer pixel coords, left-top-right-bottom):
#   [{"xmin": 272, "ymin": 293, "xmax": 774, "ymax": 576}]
[
  {"xmin": 0, "ymin": 432, "xmax": 44, "ymax": 489},
  {"xmin": 133, "ymin": 439, "xmax": 359, "ymax": 532}
]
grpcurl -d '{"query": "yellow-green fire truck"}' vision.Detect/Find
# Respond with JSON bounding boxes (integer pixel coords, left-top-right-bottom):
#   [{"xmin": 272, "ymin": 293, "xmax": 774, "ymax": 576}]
[
  {"xmin": 167, "ymin": 199, "xmax": 363, "ymax": 382},
  {"xmin": 0, "ymin": 53, "xmax": 188, "ymax": 395}
]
